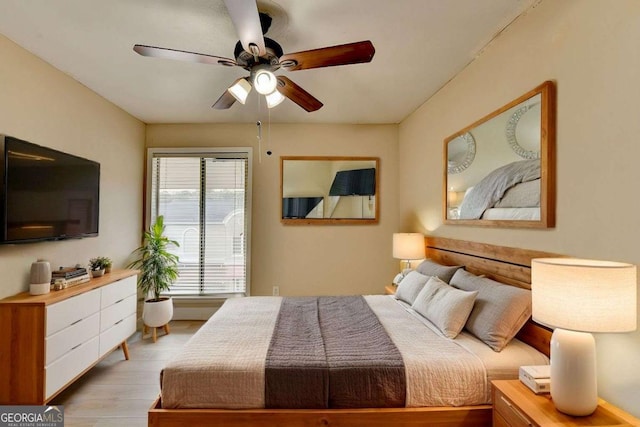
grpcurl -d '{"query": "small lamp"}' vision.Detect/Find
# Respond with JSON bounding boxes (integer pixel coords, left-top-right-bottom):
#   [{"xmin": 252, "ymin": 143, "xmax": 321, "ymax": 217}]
[
  {"xmin": 265, "ymin": 90, "xmax": 285, "ymax": 108},
  {"xmin": 227, "ymin": 78, "xmax": 252, "ymax": 104},
  {"xmin": 392, "ymin": 233, "xmax": 425, "ymax": 276},
  {"xmin": 253, "ymin": 69, "xmax": 278, "ymax": 95},
  {"xmin": 532, "ymin": 258, "xmax": 637, "ymax": 416}
]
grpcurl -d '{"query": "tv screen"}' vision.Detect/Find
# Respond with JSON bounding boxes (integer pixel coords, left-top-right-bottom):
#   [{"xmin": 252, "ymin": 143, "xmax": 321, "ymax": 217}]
[
  {"xmin": 328, "ymin": 168, "xmax": 376, "ymax": 196},
  {"xmin": 0, "ymin": 135, "xmax": 100, "ymax": 244},
  {"xmin": 282, "ymin": 197, "xmax": 323, "ymax": 218}
]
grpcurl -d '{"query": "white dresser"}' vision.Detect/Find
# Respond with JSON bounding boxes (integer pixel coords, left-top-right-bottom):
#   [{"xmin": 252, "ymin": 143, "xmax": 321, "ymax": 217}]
[{"xmin": 0, "ymin": 270, "xmax": 138, "ymax": 404}]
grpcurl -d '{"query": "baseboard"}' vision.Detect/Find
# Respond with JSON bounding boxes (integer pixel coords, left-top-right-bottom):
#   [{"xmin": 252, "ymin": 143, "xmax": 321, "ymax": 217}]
[{"xmin": 172, "ymin": 298, "xmax": 225, "ymax": 320}]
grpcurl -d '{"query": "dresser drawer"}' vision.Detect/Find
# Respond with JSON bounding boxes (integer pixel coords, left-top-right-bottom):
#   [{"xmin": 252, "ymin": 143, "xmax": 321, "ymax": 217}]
[
  {"xmin": 493, "ymin": 411, "xmax": 511, "ymax": 427},
  {"xmin": 100, "ymin": 294, "xmax": 136, "ymax": 332},
  {"xmin": 101, "ymin": 276, "xmax": 136, "ymax": 309},
  {"xmin": 45, "ymin": 312, "xmax": 100, "ymax": 365},
  {"xmin": 45, "ymin": 335, "xmax": 99, "ymax": 399},
  {"xmin": 494, "ymin": 387, "xmax": 536, "ymax": 427},
  {"xmin": 46, "ymin": 289, "xmax": 101, "ymax": 336},
  {"xmin": 99, "ymin": 313, "xmax": 136, "ymax": 357}
]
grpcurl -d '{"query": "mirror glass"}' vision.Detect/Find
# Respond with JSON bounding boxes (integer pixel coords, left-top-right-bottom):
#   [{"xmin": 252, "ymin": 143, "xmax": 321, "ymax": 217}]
[
  {"xmin": 444, "ymin": 81, "xmax": 555, "ymax": 227},
  {"xmin": 281, "ymin": 157, "xmax": 379, "ymax": 224}
]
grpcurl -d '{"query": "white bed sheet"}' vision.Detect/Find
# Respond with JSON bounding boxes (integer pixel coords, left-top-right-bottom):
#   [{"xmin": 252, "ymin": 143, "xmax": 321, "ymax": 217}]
[{"xmin": 482, "ymin": 207, "xmax": 540, "ymax": 220}]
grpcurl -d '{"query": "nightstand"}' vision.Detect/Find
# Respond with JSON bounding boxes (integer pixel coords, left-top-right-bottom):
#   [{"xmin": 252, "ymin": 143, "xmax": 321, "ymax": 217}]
[
  {"xmin": 492, "ymin": 380, "xmax": 640, "ymax": 427},
  {"xmin": 384, "ymin": 284, "xmax": 397, "ymax": 295}
]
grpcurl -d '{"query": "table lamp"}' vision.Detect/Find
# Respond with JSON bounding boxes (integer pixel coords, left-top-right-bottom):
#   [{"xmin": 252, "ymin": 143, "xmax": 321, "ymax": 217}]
[
  {"xmin": 392, "ymin": 233, "xmax": 425, "ymax": 277},
  {"xmin": 531, "ymin": 258, "xmax": 637, "ymax": 416}
]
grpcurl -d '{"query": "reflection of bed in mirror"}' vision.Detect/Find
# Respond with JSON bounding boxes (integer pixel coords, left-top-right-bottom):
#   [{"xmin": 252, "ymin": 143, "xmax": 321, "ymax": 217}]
[
  {"xmin": 443, "ymin": 81, "xmax": 555, "ymax": 228},
  {"xmin": 457, "ymin": 159, "xmax": 541, "ymax": 220}
]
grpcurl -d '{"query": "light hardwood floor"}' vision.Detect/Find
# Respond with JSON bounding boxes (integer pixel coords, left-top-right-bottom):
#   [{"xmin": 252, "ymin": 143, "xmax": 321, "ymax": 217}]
[{"xmin": 51, "ymin": 320, "xmax": 204, "ymax": 427}]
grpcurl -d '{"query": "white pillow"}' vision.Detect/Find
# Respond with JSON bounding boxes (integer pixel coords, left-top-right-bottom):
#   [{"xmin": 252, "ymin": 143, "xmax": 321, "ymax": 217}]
[
  {"xmin": 394, "ymin": 271, "xmax": 430, "ymax": 305},
  {"xmin": 412, "ymin": 276, "xmax": 478, "ymax": 339}
]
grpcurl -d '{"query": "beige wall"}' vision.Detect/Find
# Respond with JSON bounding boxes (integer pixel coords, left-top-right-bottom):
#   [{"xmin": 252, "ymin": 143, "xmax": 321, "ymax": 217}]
[
  {"xmin": 146, "ymin": 123, "xmax": 399, "ymax": 297},
  {"xmin": 0, "ymin": 35, "xmax": 145, "ymax": 299},
  {"xmin": 399, "ymin": 0, "xmax": 640, "ymax": 415}
]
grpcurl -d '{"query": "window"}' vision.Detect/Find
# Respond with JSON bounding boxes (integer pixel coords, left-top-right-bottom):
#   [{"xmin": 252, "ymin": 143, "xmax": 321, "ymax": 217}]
[{"xmin": 146, "ymin": 148, "xmax": 252, "ymax": 296}]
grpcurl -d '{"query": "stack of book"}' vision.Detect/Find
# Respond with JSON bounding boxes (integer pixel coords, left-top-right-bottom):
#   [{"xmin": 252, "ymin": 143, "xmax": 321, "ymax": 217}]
[{"xmin": 51, "ymin": 267, "xmax": 91, "ymax": 287}]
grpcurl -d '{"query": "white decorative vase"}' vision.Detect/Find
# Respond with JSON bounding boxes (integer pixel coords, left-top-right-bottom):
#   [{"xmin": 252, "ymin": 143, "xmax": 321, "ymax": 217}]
[
  {"xmin": 143, "ymin": 297, "xmax": 173, "ymax": 327},
  {"xmin": 30, "ymin": 259, "xmax": 51, "ymax": 295}
]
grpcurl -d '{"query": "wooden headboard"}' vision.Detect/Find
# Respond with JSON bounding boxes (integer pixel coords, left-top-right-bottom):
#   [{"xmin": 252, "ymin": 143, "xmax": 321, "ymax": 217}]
[{"xmin": 425, "ymin": 236, "xmax": 559, "ymax": 357}]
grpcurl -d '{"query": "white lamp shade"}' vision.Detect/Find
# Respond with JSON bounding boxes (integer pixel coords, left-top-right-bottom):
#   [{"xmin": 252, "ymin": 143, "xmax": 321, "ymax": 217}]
[
  {"xmin": 266, "ymin": 90, "xmax": 285, "ymax": 108},
  {"xmin": 392, "ymin": 233, "xmax": 425, "ymax": 260},
  {"xmin": 227, "ymin": 78, "xmax": 251, "ymax": 104},
  {"xmin": 532, "ymin": 258, "xmax": 637, "ymax": 333}
]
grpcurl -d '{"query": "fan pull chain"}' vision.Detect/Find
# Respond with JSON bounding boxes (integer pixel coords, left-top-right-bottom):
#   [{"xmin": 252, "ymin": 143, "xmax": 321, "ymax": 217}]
[
  {"xmin": 257, "ymin": 120, "xmax": 262, "ymax": 164},
  {"xmin": 267, "ymin": 107, "xmax": 272, "ymax": 157}
]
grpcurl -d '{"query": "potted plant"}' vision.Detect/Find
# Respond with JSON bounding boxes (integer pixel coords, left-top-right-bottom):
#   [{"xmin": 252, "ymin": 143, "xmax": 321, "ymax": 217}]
[
  {"xmin": 128, "ymin": 216, "xmax": 179, "ymax": 336},
  {"xmin": 102, "ymin": 257, "xmax": 113, "ymax": 273},
  {"xmin": 89, "ymin": 257, "xmax": 108, "ymax": 277},
  {"xmin": 89, "ymin": 256, "xmax": 113, "ymax": 275}
]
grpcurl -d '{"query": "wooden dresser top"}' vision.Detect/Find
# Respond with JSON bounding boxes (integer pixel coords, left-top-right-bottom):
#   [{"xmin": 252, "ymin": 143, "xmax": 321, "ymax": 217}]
[{"xmin": 0, "ymin": 269, "xmax": 138, "ymax": 306}]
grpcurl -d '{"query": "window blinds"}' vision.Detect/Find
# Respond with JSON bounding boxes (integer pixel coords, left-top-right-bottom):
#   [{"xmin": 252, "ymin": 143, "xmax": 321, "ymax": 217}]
[{"xmin": 149, "ymin": 151, "xmax": 250, "ymax": 296}]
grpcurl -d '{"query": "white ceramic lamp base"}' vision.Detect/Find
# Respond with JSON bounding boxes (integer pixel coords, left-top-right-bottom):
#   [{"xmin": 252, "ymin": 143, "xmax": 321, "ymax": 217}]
[{"xmin": 550, "ymin": 328, "xmax": 598, "ymax": 416}]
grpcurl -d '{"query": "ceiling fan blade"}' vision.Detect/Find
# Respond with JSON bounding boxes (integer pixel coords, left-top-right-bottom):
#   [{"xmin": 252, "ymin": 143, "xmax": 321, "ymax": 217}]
[
  {"xmin": 276, "ymin": 76, "xmax": 323, "ymax": 112},
  {"xmin": 279, "ymin": 40, "xmax": 375, "ymax": 71},
  {"xmin": 223, "ymin": 0, "xmax": 266, "ymax": 56},
  {"xmin": 212, "ymin": 89, "xmax": 237, "ymax": 110},
  {"xmin": 133, "ymin": 44, "xmax": 237, "ymax": 66}
]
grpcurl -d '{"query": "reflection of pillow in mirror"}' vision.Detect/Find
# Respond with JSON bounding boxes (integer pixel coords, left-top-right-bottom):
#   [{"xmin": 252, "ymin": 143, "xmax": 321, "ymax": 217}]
[
  {"xmin": 416, "ymin": 259, "xmax": 462, "ymax": 283},
  {"xmin": 450, "ymin": 269, "xmax": 531, "ymax": 352},
  {"xmin": 411, "ymin": 276, "xmax": 478, "ymax": 339},
  {"xmin": 494, "ymin": 179, "xmax": 540, "ymax": 208},
  {"xmin": 395, "ymin": 271, "xmax": 430, "ymax": 305}
]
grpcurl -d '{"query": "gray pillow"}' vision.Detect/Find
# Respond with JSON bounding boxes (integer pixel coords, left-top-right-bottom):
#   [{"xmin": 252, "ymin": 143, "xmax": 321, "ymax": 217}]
[
  {"xmin": 412, "ymin": 276, "xmax": 478, "ymax": 339},
  {"xmin": 394, "ymin": 271, "xmax": 430, "ymax": 305},
  {"xmin": 450, "ymin": 269, "xmax": 532, "ymax": 351},
  {"xmin": 415, "ymin": 259, "xmax": 462, "ymax": 283}
]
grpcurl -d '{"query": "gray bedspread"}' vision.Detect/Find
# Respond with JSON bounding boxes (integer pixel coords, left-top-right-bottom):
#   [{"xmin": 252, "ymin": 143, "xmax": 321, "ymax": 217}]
[
  {"xmin": 265, "ymin": 297, "xmax": 328, "ymax": 408},
  {"xmin": 265, "ymin": 296, "xmax": 405, "ymax": 409}
]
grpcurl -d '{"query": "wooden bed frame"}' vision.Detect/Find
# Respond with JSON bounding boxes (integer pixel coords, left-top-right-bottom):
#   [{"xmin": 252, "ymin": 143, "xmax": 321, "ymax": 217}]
[{"xmin": 148, "ymin": 237, "xmax": 557, "ymax": 427}]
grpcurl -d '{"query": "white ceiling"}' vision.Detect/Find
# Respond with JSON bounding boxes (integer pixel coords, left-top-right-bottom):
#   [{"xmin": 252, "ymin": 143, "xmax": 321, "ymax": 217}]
[{"xmin": 0, "ymin": 0, "xmax": 535, "ymax": 124}]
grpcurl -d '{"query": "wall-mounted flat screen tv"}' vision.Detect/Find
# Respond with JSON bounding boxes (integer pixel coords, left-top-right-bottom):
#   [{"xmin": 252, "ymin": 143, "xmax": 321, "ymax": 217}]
[
  {"xmin": 328, "ymin": 168, "xmax": 376, "ymax": 196},
  {"xmin": 0, "ymin": 135, "xmax": 100, "ymax": 244}
]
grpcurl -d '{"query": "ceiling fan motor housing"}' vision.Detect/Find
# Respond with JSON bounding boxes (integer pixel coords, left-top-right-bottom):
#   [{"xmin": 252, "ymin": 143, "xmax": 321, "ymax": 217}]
[{"xmin": 234, "ymin": 37, "xmax": 283, "ymax": 70}]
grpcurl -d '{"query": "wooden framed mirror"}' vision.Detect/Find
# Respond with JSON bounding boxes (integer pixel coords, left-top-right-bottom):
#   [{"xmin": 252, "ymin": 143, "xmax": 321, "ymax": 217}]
[
  {"xmin": 443, "ymin": 80, "xmax": 556, "ymax": 228},
  {"xmin": 281, "ymin": 156, "xmax": 379, "ymax": 225}
]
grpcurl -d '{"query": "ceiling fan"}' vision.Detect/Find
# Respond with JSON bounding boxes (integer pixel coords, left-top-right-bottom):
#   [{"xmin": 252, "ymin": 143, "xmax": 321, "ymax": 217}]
[{"xmin": 133, "ymin": 0, "xmax": 375, "ymax": 112}]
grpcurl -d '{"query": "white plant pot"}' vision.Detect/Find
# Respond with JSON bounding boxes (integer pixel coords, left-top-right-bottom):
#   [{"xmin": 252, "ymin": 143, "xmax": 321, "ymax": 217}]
[{"xmin": 143, "ymin": 297, "xmax": 173, "ymax": 327}]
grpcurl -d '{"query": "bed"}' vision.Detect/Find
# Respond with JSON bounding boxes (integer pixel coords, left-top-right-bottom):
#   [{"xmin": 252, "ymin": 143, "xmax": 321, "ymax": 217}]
[{"xmin": 148, "ymin": 237, "xmax": 557, "ymax": 427}]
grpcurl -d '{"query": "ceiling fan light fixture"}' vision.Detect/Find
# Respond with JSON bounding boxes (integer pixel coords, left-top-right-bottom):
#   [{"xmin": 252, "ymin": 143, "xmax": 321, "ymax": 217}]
[
  {"xmin": 253, "ymin": 69, "xmax": 278, "ymax": 95},
  {"xmin": 266, "ymin": 90, "xmax": 285, "ymax": 108},
  {"xmin": 227, "ymin": 78, "xmax": 252, "ymax": 104}
]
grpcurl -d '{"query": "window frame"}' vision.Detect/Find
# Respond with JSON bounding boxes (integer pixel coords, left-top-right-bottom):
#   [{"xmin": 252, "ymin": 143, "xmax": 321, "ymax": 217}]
[{"xmin": 145, "ymin": 147, "xmax": 253, "ymax": 296}]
